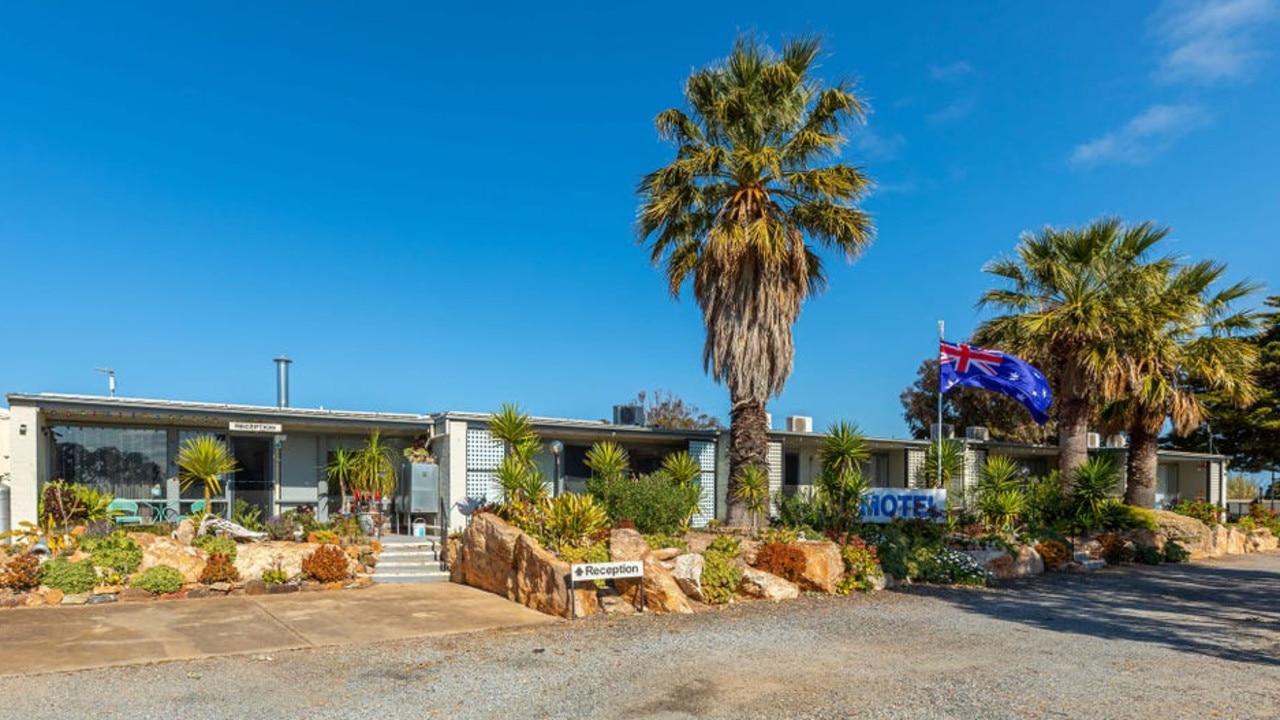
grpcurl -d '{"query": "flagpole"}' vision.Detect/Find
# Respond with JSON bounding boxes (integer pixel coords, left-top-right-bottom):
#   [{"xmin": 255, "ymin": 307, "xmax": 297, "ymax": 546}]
[{"xmin": 937, "ymin": 320, "xmax": 944, "ymax": 490}]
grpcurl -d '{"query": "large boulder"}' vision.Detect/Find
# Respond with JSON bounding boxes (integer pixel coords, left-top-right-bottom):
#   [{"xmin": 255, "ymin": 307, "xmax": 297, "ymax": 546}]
[
  {"xmin": 234, "ymin": 541, "xmax": 331, "ymax": 581},
  {"xmin": 671, "ymin": 553, "xmax": 705, "ymax": 603},
  {"xmin": 130, "ymin": 534, "xmax": 206, "ymax": 583},
  {"xmin": 738, "ymin": 565, "xmax": 799, "ymax": 602},
  {"xmin": 1208, "ymin": 525, "xmax": 1248, "ymax": 557},
  {"xmin": 458, "ymin": 512, "xmax": 521, "ymax": 599},
  {"xmin": 610, "ymin": 529, "xmax": 692, "ymax": 614},
  {"xmin": 1248, "ymin": 529, "xmax": 1278, "ymax": 552},
  {"xmin": 790, "ymin": 541, "xmax": 844, "ymax": 594},
  {"xmin": 1152, "ymin": 511, "xmax": 1211, "ymax": 559},
  {"xmin": 514, "ymin": 535, "xmax": 598, "ymax": 619},
  {"xmin": 608, "ymin": 528, "xmax": 651, "ymax": 562},
  {"xmin": 455, "ymin": 513, "xmax": 597, "ymax": 619}
]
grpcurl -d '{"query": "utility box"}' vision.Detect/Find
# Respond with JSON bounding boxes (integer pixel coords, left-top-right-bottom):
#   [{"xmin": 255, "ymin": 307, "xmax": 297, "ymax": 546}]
[{"xmin": 400, "ymin": 463, "xmax": 440, "ymax": 514}]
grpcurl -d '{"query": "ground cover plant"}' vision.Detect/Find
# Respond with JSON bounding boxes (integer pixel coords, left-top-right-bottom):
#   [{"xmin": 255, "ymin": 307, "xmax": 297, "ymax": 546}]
[{"xmin": 132, "ymin": 565, "xmax": 184, "ymax": 595}]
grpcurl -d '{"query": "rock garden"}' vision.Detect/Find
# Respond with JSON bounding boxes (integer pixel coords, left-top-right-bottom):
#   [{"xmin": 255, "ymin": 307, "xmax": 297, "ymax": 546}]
[{"xmin": 449, "ymin": 408, "xmax": 1280, "ymax": 620}]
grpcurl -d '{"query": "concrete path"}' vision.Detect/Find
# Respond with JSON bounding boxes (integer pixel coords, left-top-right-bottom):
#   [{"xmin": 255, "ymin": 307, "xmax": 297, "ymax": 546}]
[{"xmin": 0, "ymin": 583, "xmax": 557, "ymax": 676}]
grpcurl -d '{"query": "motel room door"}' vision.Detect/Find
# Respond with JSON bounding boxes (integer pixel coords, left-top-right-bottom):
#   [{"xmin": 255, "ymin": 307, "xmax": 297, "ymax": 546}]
[{"xmin": 230, "ymin": 436, "xmax": 273, "ymax": 517}]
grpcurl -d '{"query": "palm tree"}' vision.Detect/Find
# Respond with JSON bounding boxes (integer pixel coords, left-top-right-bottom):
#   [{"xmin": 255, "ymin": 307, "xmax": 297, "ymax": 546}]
[
  {"xmin": 977, "ymin": 217, "xmax": 1173, "ymax": 483},
  {"xmin": 638, "ymin": 35, "xmax": 874, "ymax": 524},
  {"xmin": 352, "ymin": 431, "xmax": 398, "ymax": 513},
  {"xmin": 1103, "ymin": 259, "xmax": 1258, "ymax": 507},
  {"xmin": 177, "ymin": 435, "xmax": 238, "ymax": 519},
  {"xmin": 326, "ymin": 447, "xmax": 358, "ymax": 514}
]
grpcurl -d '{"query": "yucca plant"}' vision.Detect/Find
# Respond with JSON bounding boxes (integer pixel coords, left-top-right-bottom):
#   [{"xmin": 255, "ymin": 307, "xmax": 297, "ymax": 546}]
[
  {"xmin": 326, "ymin": 447, "xmax": 359, "ymax": 514},
  {"xmin": 920, "ymin": 439, "xmax": 965, "ymax": 490},
  {"xmin": 177, "ymin": 435, "xmax": 238, "ymax": 520},
  {"xmin": 733, "ymin": 465, "xmax": 771, "ymax": 531},
  {"xmin": 584, "ymin": 441, "xmax": 630, "ymax": 482},
  {"xmin": 814, "ymin": 422, "xmax": 871, "ymax": 533},
  {"xmin": 543, "ymin": 493, "xmax": 610, "ymax": 552},
  {"xmin": 658, "ymin": 450, "xmax": 702, "ymax": 485},
  {"xmin": 489, "ymin": 403, "xmax": 540, "ymax": 463},
  {"xmin": 975, "ymin": 455, "xmax": 1025, "ymax": 533},
  {"xmin": 1070, "ymin": 455, "xmax": 1122, "ymax": 533}
]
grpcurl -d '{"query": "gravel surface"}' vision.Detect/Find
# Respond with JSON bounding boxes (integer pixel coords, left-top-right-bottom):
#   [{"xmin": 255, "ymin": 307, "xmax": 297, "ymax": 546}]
[{"xmin": 4, "ymin": 553, "xmax": 1279, "ymax": 719}]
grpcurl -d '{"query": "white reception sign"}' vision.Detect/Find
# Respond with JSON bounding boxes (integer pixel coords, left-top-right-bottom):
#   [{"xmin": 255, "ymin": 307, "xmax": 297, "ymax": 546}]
[
  {"xmin": 229, "ymin": 422, "xmax": 283, "ymax": 433},
  {"xmin": 570, "ymin": 561, "xmax": 643, "ymax": 581}
]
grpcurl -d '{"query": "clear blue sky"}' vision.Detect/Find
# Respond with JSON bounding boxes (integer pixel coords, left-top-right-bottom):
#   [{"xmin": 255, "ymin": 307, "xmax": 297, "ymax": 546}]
[{"xmin": 2, "ymin": 1, "xmax": 1277, "ymax": 438}]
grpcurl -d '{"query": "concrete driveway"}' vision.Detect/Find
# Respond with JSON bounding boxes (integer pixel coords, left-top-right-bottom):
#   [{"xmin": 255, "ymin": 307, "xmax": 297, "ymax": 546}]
[{"xmin": 0, "ymin": 582, "xmax": 556, "ymax": 676}]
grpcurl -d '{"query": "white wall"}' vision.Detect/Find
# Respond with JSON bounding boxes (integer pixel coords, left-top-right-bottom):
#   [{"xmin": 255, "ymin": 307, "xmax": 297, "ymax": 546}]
[
  {"xmin": 0, "ymin": 410, "xmax": 10, "ymax": 483},
  {"xmin": 7, "ymin": 405, "xmax": 42, "ymax": 527}
]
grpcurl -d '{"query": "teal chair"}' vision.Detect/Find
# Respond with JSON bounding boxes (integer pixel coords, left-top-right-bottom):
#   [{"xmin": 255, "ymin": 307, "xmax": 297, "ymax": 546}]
[
  {"xmin": 108, "ymin": 499, "xmax": 144, "ymax": 525},
  {"xmin": 176, "ymin": 500, "xmax": 207, "ymax": 522}
]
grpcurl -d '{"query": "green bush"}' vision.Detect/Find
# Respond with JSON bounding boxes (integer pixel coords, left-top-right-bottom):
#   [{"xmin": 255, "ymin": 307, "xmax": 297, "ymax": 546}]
[
  {"xmin": 1097, "ymin": 500, "xmax": 1158, "ymax": 532},
  {"xmin": 262, "ymin": 568, "xmax": 289, "ymax": 585},
  {"xmin": 860, "ymin": 519, "xmax": 986, "ymax": 586},
  {"xmin": 133, "ymin": 565, "xmax": 184, "ymax": 594},
  {"xmin": 192, "ymin": 535, "xmax": 238, "ymax": 562},
  {"xmin": 642, "ymin": 533, "xmax": 689, "ymax": 553},
  {"xmin": 586, "ymin": 473, "xmax": 701, "ymax": 535},
  {"xmin": 81, "ymin": 532, "xmax": 143, "ymax": 576},
  {"xmin": 1134, "ymin": 545, "xmax": 1163, "ymax": 565},
  {"xmin": 40, "ymin": 558, "xmax": 98, "ymax": 594},
  {"xmin": 701, "ymin": 535, "xmax": 743, "ymax": 605},
  {"xmin": 836, "ymin": 537, "xmax": 882, "ymax": 594},
  {"xmin": 1164, "ymin": 540, "xmax": 1191, "ymax": 563}
]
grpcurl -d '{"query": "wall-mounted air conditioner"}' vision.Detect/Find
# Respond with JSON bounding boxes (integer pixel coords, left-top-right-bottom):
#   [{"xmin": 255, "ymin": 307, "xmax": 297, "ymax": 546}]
[
  {"xmin": 1086, "ymin": 432, "xmax": 1102, "ymax": 449},
  {"xmin": 1105, "ymin": 434, "xmax": 1128, "ymax": 448},
  {"xmin": 786, "ymin": 416, "xmax": 814, "ymax": 433}
]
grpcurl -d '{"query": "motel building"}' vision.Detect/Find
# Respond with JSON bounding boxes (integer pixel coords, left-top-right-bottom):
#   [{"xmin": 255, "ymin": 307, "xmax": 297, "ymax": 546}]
[{"xmin": 1, "ymin": 389, "xmax": 1229, "ymax": 546}]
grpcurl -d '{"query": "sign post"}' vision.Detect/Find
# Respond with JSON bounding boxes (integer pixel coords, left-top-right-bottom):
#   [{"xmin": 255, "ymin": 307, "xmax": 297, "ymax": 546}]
[{"xmin": 568, "ymin": 560, "xmax": 644, "ymax": 619}]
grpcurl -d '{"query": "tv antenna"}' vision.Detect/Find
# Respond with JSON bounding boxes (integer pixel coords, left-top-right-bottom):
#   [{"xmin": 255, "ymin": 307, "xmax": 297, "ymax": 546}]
[{"xmin": 94, "ymin": 367, "xmax": 116, "ymax": 397}]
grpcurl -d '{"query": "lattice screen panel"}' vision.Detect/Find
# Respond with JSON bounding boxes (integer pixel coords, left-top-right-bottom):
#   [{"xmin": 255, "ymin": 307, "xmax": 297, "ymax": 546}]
[
  {"xmin": 906, "ymin": 448, "xmax": 925, "ymax": 488},
  {"xmin": 465, "ymin": 427, "xmax": 505, "ymax": 503},
  {"xmin": 689, "ymin": 440, "xmax": 717, "ymax": 527},
  {"xmin": 768, "ymin": 442, "xmax": 783, "ymax": 514}
]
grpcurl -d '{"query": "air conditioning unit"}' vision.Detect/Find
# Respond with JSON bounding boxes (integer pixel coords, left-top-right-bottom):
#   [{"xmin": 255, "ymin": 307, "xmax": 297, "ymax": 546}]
[
  {"xmin": 930, "ymin": 423, "xmax": 955, "ymax": 440},
  {"xmin": 964, "ymin": 426, "xmax": 990, "ymax": 442},
  {"xmin": 612, "ymin": 405, "xmax": 646, "ymax": 426},
  {"xmin": 1086, "ymin": 432, "xmax": 1102, "ymax": 449},
  {"xmin": 765, "ymin": 412, "xmax": 773, "ymax": 430},
  {"xmin": 786, "ymin": 415, "xmax": 814, "ymax": 433},
  {"xmin": 1105, "ymin": 434, "xmax": 1128, "ymax": 448}
]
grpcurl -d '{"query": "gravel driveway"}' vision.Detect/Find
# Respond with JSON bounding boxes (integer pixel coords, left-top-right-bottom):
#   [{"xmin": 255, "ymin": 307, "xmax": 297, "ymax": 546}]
[{"xmin": 4, "ymin": 552, "xmax": 1278, "ymax": 719}]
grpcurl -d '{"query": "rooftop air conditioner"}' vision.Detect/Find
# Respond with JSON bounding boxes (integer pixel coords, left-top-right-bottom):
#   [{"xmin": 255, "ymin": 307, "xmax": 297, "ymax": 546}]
[
  {"xmin": 612, "ymin": 405, "xmax": 646, "ymax": 427},
  {"xmin": 930, "ymin": 423, "xmax": 955, "ymax": 440},
  {"xmin": 786, "ymin": 416, "xmax": 814, "ymax": 433},
  {"xmin": 1105, "ymin": 434, "xmax": 1128, "ymax": 448},
  {"xmin": 965, "ymin": 426, "xmax": 990, "ymax": 442},
  {"xmin": 1086, "ymin": 432, "xmax": 1102, "ymax": 449}
]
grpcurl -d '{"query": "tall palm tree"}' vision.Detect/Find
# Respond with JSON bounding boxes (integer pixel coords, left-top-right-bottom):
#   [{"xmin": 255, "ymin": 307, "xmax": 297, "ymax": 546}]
[
  {"xmin": 638, "ymin": 35, "xmax": 874, "ymax": 524},
  {"xmin": 1104, "ymin": 259, "xmax": 1258, "ymax": 507},
  {"xmin": 177, "ymin": 435, "xmax": 238, "ymax": 519},
  {"xmin": 977, "ymin": 218, "xmax": 1173, "ymax": 483}
]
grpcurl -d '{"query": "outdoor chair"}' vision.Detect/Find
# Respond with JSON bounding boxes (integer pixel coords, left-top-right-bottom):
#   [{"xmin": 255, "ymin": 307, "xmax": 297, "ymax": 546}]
[{"xmin": 108, "ymin": 499, "xmax": 144, "ymax": 525}]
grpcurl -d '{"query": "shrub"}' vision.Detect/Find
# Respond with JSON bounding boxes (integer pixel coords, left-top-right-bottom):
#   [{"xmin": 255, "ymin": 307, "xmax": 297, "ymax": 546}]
[
  {"xmin": 329, "ymin": 515, "xmax": 363, "ymax": 542},
  {"xmin": 1, "ymin": 553, "xmax": 43, "ymax": 591},
  {"xmin": 1098, "ymin": 533, "xmax": 1135, "ymax": 565},
  {"xmin": 643, "ymin": 533, "xmax": 689, "ymax": 553},
  {"xmin": 543, "ymin": 492, "xmax": 611, "ymax": 553},
  {"xmin": 927, "ymin": 549, "xmax": 989, "ymax": 586},
  {"xmin": 39, "ymin": 480, "xmax": 115, "ymax": 527},
  {"xmin": 758, "ymin": 527, "xmax": 798, "ymax": 545},
  {"xmin": 558, "ymin": 540, "xmax": 610, "ymax": 566},
  {"xmin": 301, "ymin": 544, "xmax": 351, "ymax": 582},
  {"xmin": 307, "ymin": 530, "xmax": 340, "ymax": 545},
  {"xmin": 586, "ymin": 473, "xmax": 701, "ymax": 535},
  {"xmin": 81, "ymin": 533, "xmax": 143, "ymax": 576},
  {"xmin": 753, "ymin": 543, "xmax": 807, "ymax": 584},
  {"xmin": 1164, "ymin": 540, "xmax": 1191, "ymax": 563},
  {"xmin": 1034, "ymin": 540, "xmax": 1070, "ymax": 571},
  {"xmin": 1022, "ymin": 472, "xmax": 1068, "ymax": 530},
  {"xmin": 130, "ymin": 523, "xmax": 177, "ymax": 536},
  {"xmin": 265, "ymin": 516, "xmax": 295, "ymax": 541},
  {"xmin": 199, "ymin": 553, "xmax": 241, "ymax": 584},
  {"xmin": 836, "ymin": 537, "xmax": 882, "ymax": 594},
  {"xmin": 41, "ymin": 558, "xmax": 97, "ymax": 594},
  {"xmin": 193, "ymin": 535, "xmax": 238, "ymax": 562},
  {"xmin": 1134, "ymin": 545, "xmax": 1163, "ymax": 565},
  {"xmin": 262, "ymin": 568, "xmax": 289, "ymax": 585},
  {"xmin": 1172, "ymin": 499, "xmax": 1224, "ymax": 526},
  {"xmin": 133, "ymin": 565, "xmax": 184, "ymax": 594},
  {"xmin": 1247, "ymin": 504, "xmax": 1280, "ymax": 536},
  {"xmin": 701, "ymin": 535, "xmax": 743, "ymax": 605},
  {"xmin": 1097, "ymin": 500, "xmax": 1158, "ymax": 532}
]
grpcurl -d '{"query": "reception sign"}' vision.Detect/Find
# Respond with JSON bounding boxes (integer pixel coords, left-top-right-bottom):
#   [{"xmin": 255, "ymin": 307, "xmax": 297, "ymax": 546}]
[{"xmin": 860, "ymin": 488, "xmax": 946, "ymax": 523}]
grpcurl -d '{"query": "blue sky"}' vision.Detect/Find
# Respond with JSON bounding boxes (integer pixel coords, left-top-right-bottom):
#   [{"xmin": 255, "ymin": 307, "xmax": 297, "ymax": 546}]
[{"xmin": 2, "ymin": 1, "xmax": 1277, "ymax": 438}]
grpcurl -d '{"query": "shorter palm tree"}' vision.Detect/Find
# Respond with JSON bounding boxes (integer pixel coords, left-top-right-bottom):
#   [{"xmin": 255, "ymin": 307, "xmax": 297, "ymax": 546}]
[
  {"xmin": 352, "ymin": 431, "xmax": 398, "ymax": 514},
  {"xmin": 177, "ymin": 435, "xmax": 238, "ymax": 520},
  {"xmin": 920, "ymin": 440, "xmax": 965, "ymax": 491},
  {"xmin": 326, "ymin": 447, "xmax": 358, "ymax": 514}
]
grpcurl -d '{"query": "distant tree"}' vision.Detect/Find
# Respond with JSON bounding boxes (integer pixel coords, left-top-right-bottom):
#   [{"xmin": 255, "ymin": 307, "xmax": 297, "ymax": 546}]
[
  {"xmin": 630, "ymin": 389, "xmax": 723, "ymax": 430},
  {"xmin": 1165, "ymin": 295, "xmax": 1280, "ymax": 474},
  {"xmin": 1226, "ymin": 474, "xmax": 1259, "ymax": 501},
  {"xmin": 900, "ymin": 358, "xmax": 1056, "ymax": 444}
]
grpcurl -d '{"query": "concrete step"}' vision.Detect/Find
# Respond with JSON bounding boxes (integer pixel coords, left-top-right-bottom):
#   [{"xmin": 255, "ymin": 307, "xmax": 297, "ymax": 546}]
[{"xmin": 374, "ymin": 568, "xmax": 451, "ymax": 584}]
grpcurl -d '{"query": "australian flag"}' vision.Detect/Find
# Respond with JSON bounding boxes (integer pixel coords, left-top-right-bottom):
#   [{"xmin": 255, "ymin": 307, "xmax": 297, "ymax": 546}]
[{"xmin": 939, "ymin": 341, "xmax": 1052, "ymax": 425}]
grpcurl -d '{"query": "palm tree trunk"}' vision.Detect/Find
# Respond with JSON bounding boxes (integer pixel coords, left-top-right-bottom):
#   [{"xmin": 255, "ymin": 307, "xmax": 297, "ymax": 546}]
[
  {"xmin": 1057, "ymin": 394, "xmax": 1091, "ymax": 487},
  {"xmin": 1124, "ymin": 425, "xmax": 1160, "ymax": 508},
  {"xmin": 728, "ymin": 398, "xmax": 770, "ymax": 527}
]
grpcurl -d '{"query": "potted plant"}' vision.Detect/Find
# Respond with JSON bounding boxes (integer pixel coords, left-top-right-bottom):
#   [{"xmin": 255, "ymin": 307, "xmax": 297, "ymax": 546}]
[
  {"xmin": 403, "ymin": 434, "xmax": 436, "ymax": 465},
  {"xmin": 351, "ymin": 431, "xmax": 398, "ymax": 537}
]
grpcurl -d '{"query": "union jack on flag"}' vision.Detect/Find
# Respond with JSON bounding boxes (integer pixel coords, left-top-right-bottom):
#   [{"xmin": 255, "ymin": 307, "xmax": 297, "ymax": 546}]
[{"xmin": 939, "ymin": 341, "xmax": 1052, "ymax": 425}]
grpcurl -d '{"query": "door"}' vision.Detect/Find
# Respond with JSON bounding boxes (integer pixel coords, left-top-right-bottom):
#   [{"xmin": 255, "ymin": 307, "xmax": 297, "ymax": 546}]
[{"xmin": 231, "ymin": 436, "xmax": 273, "ymax": 519}]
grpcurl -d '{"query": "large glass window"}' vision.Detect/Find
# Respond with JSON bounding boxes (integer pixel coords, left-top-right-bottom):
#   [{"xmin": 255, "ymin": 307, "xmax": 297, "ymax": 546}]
[{"xmin": 51, "ymin": 425, "xmax": 168, "ymax": 499}]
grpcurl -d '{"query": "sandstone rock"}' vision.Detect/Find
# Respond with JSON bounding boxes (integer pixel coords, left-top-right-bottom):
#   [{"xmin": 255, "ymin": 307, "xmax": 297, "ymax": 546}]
[
  {"xmin": 1248, "ymin": 529, "xmax": 1278, "ymax": 552},
  {"xmin": 234, "ymin": 542, "xmax": 325, "ymax": 582},
  {"xmin": 458, "ymin": 513, "xmax": 521, "ymax": 600},
  {"xmin": 244, "ymin": 580, "xmax": 267, "ymax": 596},
  {"xmin": 175, "ymin": 519, "xmax": 197, "ymax": 546},
  {"xmin": 133, "ymin": 535, "xmax": 207, "ymax": 583},
  {"xmin": 94, "ymin": 584, "xmax": 124, "ymax": 595},
  {"xmin": 790, "ymin": 541, "xmax": 844, "ymax": 594},
  {"xmin": 1153, "ymin": 511, "xmax": 1211, "ymax": 559},
  {"xmin": 62, "ymin": 593, "xmax": 90, "ymax": 605},
  {"xmin": 598, "ymin": 588, "xmax": 637, "ymax": 615},
  {"xmin": 513, "ymin": 534, "xmax": 599, "ymax": 620},
  {"xmin": 615, "ymin": 553, "xmax": 694, "ymax": 614},
  {"xmin": 652, "ymin": 547, "xmax": 682, "ymax": 562},
  {"xmin": 186, "ymin": 587, "xmax": 211, "ymax": 599},
  {"xmin": 44, "ymin": 589, "xmax": 65, "ymax": 605},
  {"xmin": 1207, "ymin": 526, "xmax": 1248, "ymax": 556},
  {"xmin": 120, "ymin": 588, "xmax": 153, "ymax": 602},
  {"xmin": 209, "ymin": 582, "xmax": 233, "ymax": 593},
  {"xmin": 608, "ymin": 528, "xmax": 651, "ymax": 562},
  {"xmin": 266, "ymin": 583, "xmax": 299, "ymax": 595},
  {"xmin": 1014, "ymin": 546, "xmax": 1045, "ymax": 576},
  {"xmin": 671, "ymin": 553, "xmax": 705, "ymax": 603},
  {"xmin": 737, "ymin": 566, "xmax": 799, "ymax": 602}
]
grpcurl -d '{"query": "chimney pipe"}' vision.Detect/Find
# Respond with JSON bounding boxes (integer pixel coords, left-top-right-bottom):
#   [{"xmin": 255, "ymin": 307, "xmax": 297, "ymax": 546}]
[{"xmin": 274, "ymin": 356, "xmax": 292, "ymax": 408}]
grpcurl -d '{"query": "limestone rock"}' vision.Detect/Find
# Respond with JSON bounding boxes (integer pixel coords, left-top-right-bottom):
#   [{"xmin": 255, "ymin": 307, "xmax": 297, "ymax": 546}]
[
  {"xmin": 791, "ymin": 541, "xmax": 844, "ymax": 594},
  {"xmin": 738, "ymin": 566, "xmax": 799, "ymax": 602},
  {"xmin": 615, "ymin": 553, "xmax": 694, "ymax": 614},
  {"xmin": 1014, "ymin": 546, "xmax": 1045, "ymax": 576},
  {"xmin": 608, "ymin": 528, "xmax": 651, "ymax": 562},
  {"xmin": 62, "ymin": 593, "xmax": 90, "ymax": 605},
  {"xmin": 133, "ymin": 534, "xmax": 207, "ymax": 584},
  {"xmin": 1208, "ymin": 525, "xmax": 1248, "ymax": 557},
  {"xmin": 671, "ymin": 553, "xmax": 705, "ymax": 603}
]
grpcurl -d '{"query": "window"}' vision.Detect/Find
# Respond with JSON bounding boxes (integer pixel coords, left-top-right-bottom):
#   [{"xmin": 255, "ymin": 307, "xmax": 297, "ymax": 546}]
[{"xmin": 51, "ymin": 425, "xmax": 167, "ymax": 499}]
